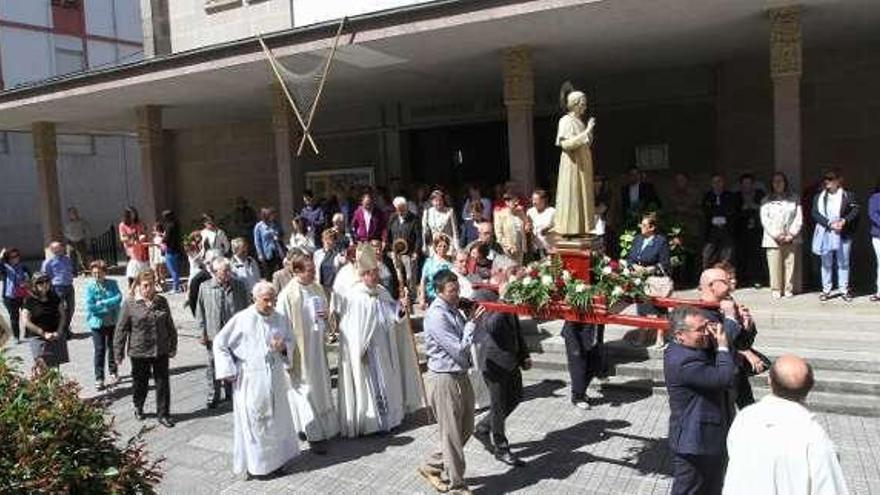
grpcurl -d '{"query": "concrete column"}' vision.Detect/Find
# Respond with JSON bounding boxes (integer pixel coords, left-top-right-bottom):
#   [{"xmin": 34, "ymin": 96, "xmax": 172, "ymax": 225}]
[
  {"xmin": 502, "ymin": 45, "xmax": 536, "ymax": 195},
  {"xmin": 140, "ymin": 0, "xmax": 172, "ymax": 57},
  {"xmin": 271, "ymin": 82, "xmax": 300, "ymax": 228},
  {"xmin": 135, "ymin": 105, "xmax": 166, "ymax": 227},
  {"xmin": 32, "ymin": 122, "xmax": 63, "ymax": 245},
  {"xmin": 769, "ymin": 6, "xmax": 804, "ymax": 292},
  {"xmin": 770, "ymin": 6, "xmax": 803, "ymax": 190},
  {"xmin": 380, "ymin": 103, "xmax": 403, "ymax": 186}
]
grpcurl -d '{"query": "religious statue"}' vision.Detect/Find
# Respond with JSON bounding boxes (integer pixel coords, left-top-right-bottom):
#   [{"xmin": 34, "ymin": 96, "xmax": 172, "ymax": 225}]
[{"xmin": 553, "ymin": 84, "xmax": 596, "ymax": 238}]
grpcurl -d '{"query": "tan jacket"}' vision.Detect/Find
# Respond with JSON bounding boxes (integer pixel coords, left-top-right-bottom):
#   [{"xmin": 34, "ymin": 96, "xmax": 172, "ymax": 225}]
[{"xmin": 494, "ymin": 207, "xmax": 525, "ymax": 264}]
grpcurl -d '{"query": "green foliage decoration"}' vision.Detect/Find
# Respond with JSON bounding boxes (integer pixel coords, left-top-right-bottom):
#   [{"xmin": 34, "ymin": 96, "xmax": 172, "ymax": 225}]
[{"xmin": 0, "ymin": 355, "xmax": 163, "ymax": 494}]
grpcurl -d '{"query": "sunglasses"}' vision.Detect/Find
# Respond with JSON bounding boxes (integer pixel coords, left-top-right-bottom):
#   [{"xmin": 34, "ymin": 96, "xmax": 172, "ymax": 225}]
[{"xmin": 34, "ymin": 280, "xmax": 49, "ymax": 285}]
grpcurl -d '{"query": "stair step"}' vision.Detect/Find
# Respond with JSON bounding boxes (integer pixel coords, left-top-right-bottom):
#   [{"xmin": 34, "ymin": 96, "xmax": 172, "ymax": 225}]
[{"xmin": 593, "ymin": 375, "xmax": 880, "ymax": 417}]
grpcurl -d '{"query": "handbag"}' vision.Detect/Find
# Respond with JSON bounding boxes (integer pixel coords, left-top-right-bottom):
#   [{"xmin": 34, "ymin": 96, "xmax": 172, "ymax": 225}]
[{"xmin": 645, "ymin": 265, "xmax": 674, "ymax": 298}]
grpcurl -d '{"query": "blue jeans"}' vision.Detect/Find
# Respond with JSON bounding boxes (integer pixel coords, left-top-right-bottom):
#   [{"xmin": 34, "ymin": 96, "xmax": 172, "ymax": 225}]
[
  {"xmin": 165, "ymin": 251, "xmax": 182, "ymax": 291},
  {"xmin": 820, "ymin": 238, "xmax": 851, "ymax": 293},
  {"xmin": 90, "ymin": 326, "xmax": 117, "ymax": 381}
]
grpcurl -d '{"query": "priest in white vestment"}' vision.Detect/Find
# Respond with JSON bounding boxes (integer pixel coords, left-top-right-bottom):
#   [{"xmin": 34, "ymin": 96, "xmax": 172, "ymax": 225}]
[
  {"xmin": 724, "ymin": 355, "xmax": 849, "ymax": 495},
  {"xmin": 213, "ymin": 281, "xmax": 299, "ymax": 477},
  {"xmin": 336, "ymin": 243, "xmax": 425, "ymax": 437},
  {"xmin": 278, "ymin": 252, "xmax": 339, "ymax": 452}
]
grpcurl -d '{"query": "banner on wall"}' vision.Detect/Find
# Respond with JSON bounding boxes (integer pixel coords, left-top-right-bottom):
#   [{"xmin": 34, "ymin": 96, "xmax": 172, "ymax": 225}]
[{"xmin": 305, "ymin": 167, "xmax": 375, "ymax": 199}]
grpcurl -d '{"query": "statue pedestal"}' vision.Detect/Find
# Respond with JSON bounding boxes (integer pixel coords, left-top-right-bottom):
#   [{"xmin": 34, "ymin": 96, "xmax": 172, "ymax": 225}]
[{"xmin": 554, "ymin": 235, "xmax": 603, "ymax": 283}]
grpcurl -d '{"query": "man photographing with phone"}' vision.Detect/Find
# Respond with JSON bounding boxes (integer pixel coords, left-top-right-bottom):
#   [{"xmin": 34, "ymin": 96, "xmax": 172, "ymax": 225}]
[
  {"xmin": 418, "ymin": 269, "xmax": 487, "ymax": 495},
  {"xmin": 664, "ymin": 305, "xmax": 737, "ymax": 495}
]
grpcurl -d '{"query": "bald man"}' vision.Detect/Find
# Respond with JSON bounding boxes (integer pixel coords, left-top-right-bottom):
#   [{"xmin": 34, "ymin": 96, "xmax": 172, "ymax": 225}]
[
  {"xmin": 700, "ymin": 267, "xmax": 766, "ymax": 409},
  {"xmin": 724, "ymin": 355, "xmax": 849, "ymax": 495}
]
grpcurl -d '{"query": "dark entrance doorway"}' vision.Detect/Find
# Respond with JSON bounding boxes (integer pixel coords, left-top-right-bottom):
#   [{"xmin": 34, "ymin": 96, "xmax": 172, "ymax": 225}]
[{"xmin": 406, "ymin": 121, "xmax": 509, "ymax": 196}]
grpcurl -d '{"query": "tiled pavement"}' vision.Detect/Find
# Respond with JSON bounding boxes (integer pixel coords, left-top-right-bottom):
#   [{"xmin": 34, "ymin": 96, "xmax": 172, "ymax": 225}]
[{"xmin": 2, "ymin": 276, "xmax": 879, "ymax": 494}]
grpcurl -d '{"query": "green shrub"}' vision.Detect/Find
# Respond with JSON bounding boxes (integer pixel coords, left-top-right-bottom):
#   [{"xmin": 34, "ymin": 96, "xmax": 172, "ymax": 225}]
[{"xmin": 0, "ymin": 354, "xmax": 163, "ymax": 494}]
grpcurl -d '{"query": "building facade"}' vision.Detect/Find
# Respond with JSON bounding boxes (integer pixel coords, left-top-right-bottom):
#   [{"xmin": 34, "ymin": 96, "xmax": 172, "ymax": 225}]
[
  {"xmin": 2, "ymin": 0, "xmax": 879, "ymax": 288},
  {"xmin": 0, "ymin": 0, "xmax": 144, "ymax": 256}
]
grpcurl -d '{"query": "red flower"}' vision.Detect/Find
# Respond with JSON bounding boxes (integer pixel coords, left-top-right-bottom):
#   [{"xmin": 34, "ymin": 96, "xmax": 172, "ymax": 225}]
[
  {"xmin": 555, "ymin": 279, "xmax": 565, "ymax": 289},
  {"xmin": 609, "ymin": 260, "xmax": 620, "ymax": 271},
  {"xmin": 529, "ymin": 269, "xmax": 539, "ymax": 278}
]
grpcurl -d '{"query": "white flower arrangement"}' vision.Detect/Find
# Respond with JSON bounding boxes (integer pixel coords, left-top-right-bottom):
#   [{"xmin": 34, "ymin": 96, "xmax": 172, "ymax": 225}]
[{"xmin": 541, "ymin": 274, "xmax": 553, "ymax": 286}]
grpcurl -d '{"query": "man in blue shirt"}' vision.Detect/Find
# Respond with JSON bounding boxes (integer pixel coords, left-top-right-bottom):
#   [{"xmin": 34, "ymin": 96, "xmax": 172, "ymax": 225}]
[
  {"xmin": 418, "ymin": 269, "xmax": 486, "ymax": 495},
  {"xmin": 42, "ymin": 241, "xmax": 76, "ymax": 337}
]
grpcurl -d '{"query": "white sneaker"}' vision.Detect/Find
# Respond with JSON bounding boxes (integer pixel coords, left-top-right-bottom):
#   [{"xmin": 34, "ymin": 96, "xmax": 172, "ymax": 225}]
[
  {"xmin": 771, "ymin": 291, "xmax": 782, "ymax": 299},
  {"xmin": 573, "ymin": 400, "xmax": 591, "ymax": 410},
  {"xmin": 95, "ymin": 380, "xmax": 105, "ymax": 391}
]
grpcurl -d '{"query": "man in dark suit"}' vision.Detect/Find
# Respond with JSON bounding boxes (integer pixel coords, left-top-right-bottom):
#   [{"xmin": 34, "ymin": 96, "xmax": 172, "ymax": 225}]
[
  {"xmin": 470, "ymin": 289, "xmax": 531, "ymax": 467},
  {"xmin": 701, "ymin": 174, "xmax": 740, "ymax": 269},
  {"xmin": 387, "ymin": 196, "xmax": 422, "ymax": 299},
  {"xmin": 621, "ymin": 166, "xmax": 661, "ymax": 219},
  {"xmin": 665, "ymin": 305, "xmax": 736, "ymax": 495}
]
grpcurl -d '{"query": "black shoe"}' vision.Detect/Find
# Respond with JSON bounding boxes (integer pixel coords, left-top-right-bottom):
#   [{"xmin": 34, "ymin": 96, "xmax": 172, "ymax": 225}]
[
  {"xmin": 842, "ymin": 291, "xmax": 853, "ymax": 302},
  {"xmin": 134, "ymin": 408, "xmax": 145, "ymax": 421},
  {"xmin": 473, "ymin": 428, "xmax": 494, "ymax": 454},
  {"xmin": 158, "ymin": 416, "xmax": 175, "ymax": 428},
  {"xmin": 310, "ymin": 440, "xmax": 328, "ymax": 455},
  {"xmin": 206, "ymin": 399, "xmax": 219, "ymax": 409},
  {"xmin": 495, "ymin": 450, "xmax": 526, "ymax": 467}
]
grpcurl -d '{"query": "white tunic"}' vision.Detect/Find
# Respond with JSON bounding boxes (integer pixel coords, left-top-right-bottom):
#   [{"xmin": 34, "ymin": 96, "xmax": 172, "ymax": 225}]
[
  {"xmin": 278, "ymin": 280, "xmax": 340, "ymax": 442},
  {"xmin": 724, "ymin": 395, "xmax": 849, "ymax": 495},
  {"xmin": 213, "ymin": 306, "xmax": 300, "ymax": 476},
  {"xmin": 336, "ymin": 282, "xmax": 424, "ymax": 437}
]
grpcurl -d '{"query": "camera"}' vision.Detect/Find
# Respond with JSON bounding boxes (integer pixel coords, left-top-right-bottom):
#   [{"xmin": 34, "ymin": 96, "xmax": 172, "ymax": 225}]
[{"xmin": 458, "ymin": 298, "xmax": 476, "ymax": 313}]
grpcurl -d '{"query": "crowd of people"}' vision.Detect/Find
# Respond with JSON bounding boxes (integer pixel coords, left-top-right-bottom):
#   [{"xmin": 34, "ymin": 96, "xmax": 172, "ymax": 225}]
[{"xmin": 0, "ymin": 166, "xmax": 874, "ymax": 494}]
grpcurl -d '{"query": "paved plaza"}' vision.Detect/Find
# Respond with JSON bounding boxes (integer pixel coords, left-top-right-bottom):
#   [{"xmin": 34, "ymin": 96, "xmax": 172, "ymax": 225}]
[{"xmin": 2, "ymin": 276, "xmax": 879, "ymax": 494}]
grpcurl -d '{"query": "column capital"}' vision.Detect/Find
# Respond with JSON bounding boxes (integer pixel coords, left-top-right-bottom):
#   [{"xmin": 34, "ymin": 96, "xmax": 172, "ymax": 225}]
[
  {"xmin": 502, "ymin": 45, "xmax": 534, "ymax": 107},
  {"xmin": 769, "ymin": 6, "xmax": 802, "ymax": 78}
]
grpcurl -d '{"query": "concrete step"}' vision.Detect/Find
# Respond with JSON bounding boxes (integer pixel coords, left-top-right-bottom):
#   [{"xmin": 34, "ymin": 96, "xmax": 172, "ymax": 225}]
[
  {"xmin": 593, "ymin": 375, "xmax": 880, "ymax": 417},
  {"xmin": 526, "ymin": 333, "xmax": 880, "ymax": 373}
]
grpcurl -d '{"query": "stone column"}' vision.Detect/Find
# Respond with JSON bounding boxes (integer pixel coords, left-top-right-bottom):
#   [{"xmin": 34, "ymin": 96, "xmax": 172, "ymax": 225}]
[
  {"xmin": 32, "ymin": 122, "xmax": 63, "ymax": 245},
  {"xmin": 769, "ymin": 6, "xmax": 804, "ymax": 292},
  {"xmin": 271, "ymin": 82, "xmax": 300, "ymax": 228},
  {"xmin": 770, "ymin": 6, "xmax": 802, "ymax": 189},
  {"xmin": 135, "ymin": 105, "xmax": 166, "ymax": 227},
  {"xmin": 502, "ymin": 45, "xmax": 536, "ymax": 195}
]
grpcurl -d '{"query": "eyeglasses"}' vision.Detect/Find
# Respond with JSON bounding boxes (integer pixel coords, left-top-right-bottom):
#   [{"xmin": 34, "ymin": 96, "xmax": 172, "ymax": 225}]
[
  {"xmin": 34, "ymin": 280, "xmax": 49, "ymax": 285},
  {"xmin": 709, "ymin": 278, "xmax": 729, "ymax": 286}
]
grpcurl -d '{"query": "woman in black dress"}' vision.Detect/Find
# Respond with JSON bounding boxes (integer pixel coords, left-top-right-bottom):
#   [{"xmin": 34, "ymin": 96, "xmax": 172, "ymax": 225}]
[{"xmin": 21, "ymin": 272, "xmax": 69, "ymax": 369}]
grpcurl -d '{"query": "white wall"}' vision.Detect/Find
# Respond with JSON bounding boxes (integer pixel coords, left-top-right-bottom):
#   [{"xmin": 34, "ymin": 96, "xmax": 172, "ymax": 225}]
[
  {"xmin": 168, "ymin": 0, "xmax": 292, "ymax": 53},
  {"xmin": 0, "ymin": 132, "xmax": 143, "ymax": 258},
  {"xmin": 0, "ymin": 0, "xmax": 50, "ymax": 26},
  {"xmin": 0, "ymin": 133, "xmax": 42, "ymax": 257},
  {"xmin": 292, "ymin": 0, "xmax": 432, "ymax": 27},
  {"xmin": 0, "ymin": 27, "xmax": 52, "ymax": 87}
]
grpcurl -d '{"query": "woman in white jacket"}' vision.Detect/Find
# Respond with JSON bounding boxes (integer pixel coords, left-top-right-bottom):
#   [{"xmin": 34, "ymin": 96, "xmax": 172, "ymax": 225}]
[{"xmin": 760, "ymin": 172, "xmax": 803, "ymax": 298}]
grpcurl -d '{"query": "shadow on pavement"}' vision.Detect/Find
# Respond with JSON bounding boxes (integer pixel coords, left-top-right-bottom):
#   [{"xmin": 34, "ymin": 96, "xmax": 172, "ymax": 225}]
[
  {"xmin": 469, "ymin": 418, "xmax": 632, "ymax": 494},
  {"xmin": 91, "ymin": 363, "xmax": 207, "ymax": 403},
  {"xmin": 283, "ymin": 433, "xmax": 416, "ymax": 475},
  {"xmin": 521, "ymin": 378, "xmax": 567, "ymax": 402}
]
